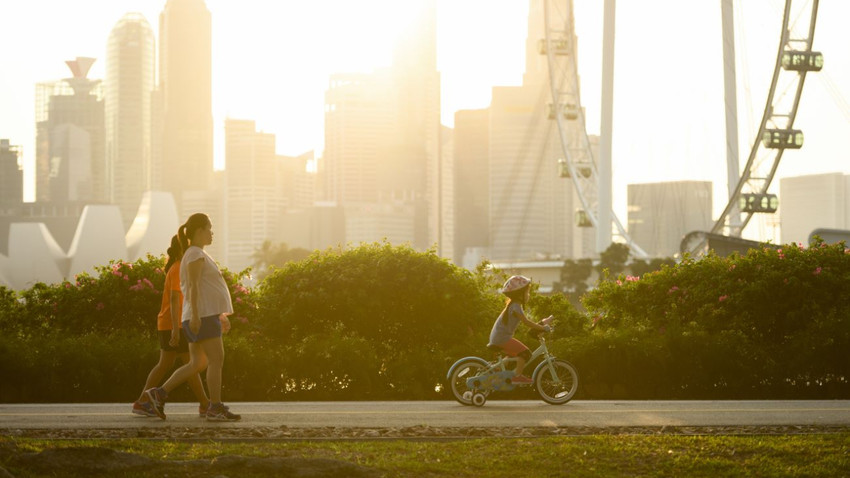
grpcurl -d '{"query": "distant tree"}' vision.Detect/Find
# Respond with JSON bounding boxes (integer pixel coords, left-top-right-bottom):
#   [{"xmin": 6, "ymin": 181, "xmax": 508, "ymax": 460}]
[
  {"xmin": 558, "ymin": 258, "xmax": 593, "ymax": 296},
  {"xmin": 629, "ymin": 257, "xmax": 676, "ymax": 277},
  {"xmin": 251, "ymin": 240, "xmax": 312, "ymax": 280},
  {"xmin": 597, "ymin": 242, "xmax": 630, "ymax": 278}
]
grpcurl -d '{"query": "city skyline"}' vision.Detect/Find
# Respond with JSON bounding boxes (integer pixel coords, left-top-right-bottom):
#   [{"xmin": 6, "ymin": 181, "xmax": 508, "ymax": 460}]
[{"xmin": 1, "ymin": 0, "xmax": 849, "ymax": 233}]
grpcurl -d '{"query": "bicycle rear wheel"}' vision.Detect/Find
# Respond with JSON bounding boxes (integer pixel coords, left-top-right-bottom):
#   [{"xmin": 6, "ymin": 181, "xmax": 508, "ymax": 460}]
[{"xmin": 447, "ymin": 358, "xmax": 488, "ymax": 406}]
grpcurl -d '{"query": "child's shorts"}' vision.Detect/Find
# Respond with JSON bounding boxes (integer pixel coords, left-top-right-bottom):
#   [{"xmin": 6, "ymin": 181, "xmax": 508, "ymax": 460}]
[
  {"xmin": 499, "ymin": 338, "xmax": 530, "ymax": 357},
  {"xmin": 182, "ymin": 315, "xmax": 222, "ymax": 343}
]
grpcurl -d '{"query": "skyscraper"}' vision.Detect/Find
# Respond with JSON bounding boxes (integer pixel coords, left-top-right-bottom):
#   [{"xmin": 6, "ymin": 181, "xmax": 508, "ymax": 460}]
[
  {"xmin": 780, "ymin": 173, "xmax": 850, "ymax": 245},
  {"xmin": 487, "ymin": 0, "xmax": 579, "ymax": 262},
  {"xmin": 627, "ymin": 181, "xmax": 713, "ymax": 258},
  {"xmin": 322, "ymin": 0, "xmax": 442, "ymax": 251},
  {"xmin": 105, "ymin": 14, "xmax": 155, "ymax": 228},
  {"xmin": 34, "ymin": 58, "xmax": 105, "ymax": 206},
  {"xmin": 453, "ymin": 109, "xmax": 490, "ymax": 265},
  {"xmin": 0, "ymin": 139, "xmax": 23, "ymax": 208},
  {"xmin": 224, "ymin": 119, "xmax": 283, "ymax": 271},
  {"xmin": 158, "ymin": 0, "xmax": 213, "ymax": 215}
]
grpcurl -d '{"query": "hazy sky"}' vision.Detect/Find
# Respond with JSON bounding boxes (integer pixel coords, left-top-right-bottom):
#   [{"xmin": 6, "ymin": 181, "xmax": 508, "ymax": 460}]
[{"xmin": 1, "ymin": 0, "xmax": 848, "ymax": 238}]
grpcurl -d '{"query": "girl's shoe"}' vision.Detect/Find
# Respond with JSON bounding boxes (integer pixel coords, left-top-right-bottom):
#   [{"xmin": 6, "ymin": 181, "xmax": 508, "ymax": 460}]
[
  {"xmin": 199, "ymin": 405, "xmax": 207, "ymax": 418},
  {"xmin": 512, "ymin": 375, "xmax": 533, "ymax": 384},
  {"xmin": 206, "ymin": 403, "xmax": 241, "ymax": 421},
  {"xmin": 131, "ymin": 401, "xmax": 157, "ymax": 417}
]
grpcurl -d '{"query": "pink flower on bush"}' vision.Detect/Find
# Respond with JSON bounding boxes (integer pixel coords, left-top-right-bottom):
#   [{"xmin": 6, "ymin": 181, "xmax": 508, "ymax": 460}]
[
  {"xmin": 129, "ymin": 280, "xmax": 146, "ymax": 292},
  {"xmin": 237, "ymin": 316, "xmax": 249, "ymax": 324},
  {"xmin": 142, "ymin": 278, "xmax": 154, "ymax": 289},
  {"xmin": 728, "ymin": 264, "xmax": 736, "ymax": 271},
  {"xmin": 615, "ymin": 280, "xmax": 623, "ymax": 286},
  {"xmin": 813, "ymin": 267, "xmax": 822, "ymax": 275},
  {"xmin": 123, "ymin": 275, "xmax": 129, "ymax": 281},
  {"xmin": 625, "ymin": 275, "xmax": 639, "ymax": 282},
  {"xmin": 235, "ymin": 297, "xmax": 243, "ymax": 304},
  {"xmin": 668, "ymin": 286, "xmax": 679, "ymax": 294},
  {"xmin": 719, "ymin": 295, "xmax": 729, "ymax": 302},
  {"xmin": 64, "ymin": 283, "xmax": 72, "ymax": 289}
]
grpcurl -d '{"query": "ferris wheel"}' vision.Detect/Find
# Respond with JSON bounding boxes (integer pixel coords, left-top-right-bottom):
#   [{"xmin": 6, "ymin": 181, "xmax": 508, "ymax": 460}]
[
  {"xmin": 685, "ymin": 0, "xmax": 822, "ymax": 255},
  {"xmin": 540, "ymin": 0, "xmax": 647, "ymax": 258},
  {"xmin": 542, "ymin": 0, "xmax": 822, "ymax": 258}
]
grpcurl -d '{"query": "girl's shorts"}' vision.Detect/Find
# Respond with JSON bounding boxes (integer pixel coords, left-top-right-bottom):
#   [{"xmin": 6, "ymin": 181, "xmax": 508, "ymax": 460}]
[
  {"xmin": 157, "ymin": 330, "xmax": 189, "ymax": 352},
  {"xmin": 182, "ymin": 315, "xmax": 222, "ymax": 343},
  {"xmin": 499, "ymin": 338, "xmax": 530, "ymax": 357}
]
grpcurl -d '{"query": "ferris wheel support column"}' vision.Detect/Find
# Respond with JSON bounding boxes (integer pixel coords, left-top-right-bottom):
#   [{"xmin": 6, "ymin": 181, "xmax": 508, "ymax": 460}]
[
  {"xmin": 597, "ymin": 0, "xmax": 615, "ymax": 254},
  {"xmin": 720, "ymin": 0, "xmax": 742, "ymax": 232}
]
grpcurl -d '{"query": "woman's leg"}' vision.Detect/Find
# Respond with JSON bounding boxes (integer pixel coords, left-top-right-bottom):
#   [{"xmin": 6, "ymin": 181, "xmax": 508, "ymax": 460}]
[
  {"xmin": 178, "ymin": 352, "xmax": 209, "ymax": 408},
  {"xmin": 199, "ymin": 337, "xmax": 225, "ymax": 403},
  {"xmin": 137, "ymin": 350, "xmax": 178, "ymax": 402},
  {"xmin": 161, "ymin": 342, "xmax": 208, "ymax": 394}
]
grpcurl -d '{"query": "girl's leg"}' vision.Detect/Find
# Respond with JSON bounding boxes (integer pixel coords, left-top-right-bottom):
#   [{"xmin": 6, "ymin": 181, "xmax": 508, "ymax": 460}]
[
  {"xmin": 199, "ymin": 337, "xmax": 225, "ymax": 403},
  {"xmin": 178, "ymin": 352, "xmax": 209, "ymax": 408},
  {"xmin": 161, "ymin": 342, "xmax": 208, "ymax": 394},
  {"xmin": 137, "ymin": 350, "xmax": 178, "ymax": 402}
]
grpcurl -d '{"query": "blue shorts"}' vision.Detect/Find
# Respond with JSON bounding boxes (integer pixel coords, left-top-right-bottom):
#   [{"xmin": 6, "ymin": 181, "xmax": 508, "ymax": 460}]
[{"xmin": 182, "ymin": 315, "xmax": 222, "ymax": 343}]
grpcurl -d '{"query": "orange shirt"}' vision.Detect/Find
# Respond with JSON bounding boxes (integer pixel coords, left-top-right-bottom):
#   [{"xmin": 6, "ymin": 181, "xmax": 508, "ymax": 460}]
[{"xmin": 156, "ymin": 261, "xmax": 183, "ymax": 331}]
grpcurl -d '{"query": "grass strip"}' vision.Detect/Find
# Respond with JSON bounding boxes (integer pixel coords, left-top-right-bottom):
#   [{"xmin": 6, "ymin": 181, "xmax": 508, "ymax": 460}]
[{"xmin": 2, "ymin": 433, "xmax": 849, "ymax": 477}]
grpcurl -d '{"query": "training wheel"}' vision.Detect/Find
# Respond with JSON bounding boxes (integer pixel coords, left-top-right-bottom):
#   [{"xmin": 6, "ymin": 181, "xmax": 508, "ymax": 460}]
[{"xmin": 472, "ymin": 392, "xmax": 487, "ymax": 407}]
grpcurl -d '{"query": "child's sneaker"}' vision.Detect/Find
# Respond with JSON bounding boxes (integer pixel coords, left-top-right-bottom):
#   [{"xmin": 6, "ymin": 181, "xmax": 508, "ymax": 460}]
[
  {"xmin": 512, "ymin": 375, "xmax": 533, "ymax": 384},
  {"xmin": 131, "ymin": 401, "xmax": 157, "ymax": 417},
  {"xmin": 206, "ymin": 403, "xmax": 241, "ymax": 422},
  {"xmin": 144, "ymin": 387, "xmax": 167, "ymax": 419}
]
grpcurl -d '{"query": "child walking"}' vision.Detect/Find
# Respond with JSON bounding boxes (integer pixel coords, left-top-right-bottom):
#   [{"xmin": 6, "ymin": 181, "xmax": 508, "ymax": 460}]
[{"xmin": 488, "ymin": 275, "xmax": 552, "ymax": 384}]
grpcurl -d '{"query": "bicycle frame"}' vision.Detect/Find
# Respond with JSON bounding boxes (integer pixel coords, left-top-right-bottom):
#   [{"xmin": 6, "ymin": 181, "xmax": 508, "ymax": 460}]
[{"xmin": 478, "ymin": 336, "xmax": 563, "ymax": 385}]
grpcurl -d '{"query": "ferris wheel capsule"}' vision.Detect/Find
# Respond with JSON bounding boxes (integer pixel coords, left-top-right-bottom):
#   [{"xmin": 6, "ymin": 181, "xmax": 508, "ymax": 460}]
[
  {"xmin": 538, "ymin": 37, "xmax": 570, "ymax": 55},
  {"xmin": 547, "ymin": 102, "xmax": 579, "ymax": 120},
  {"xmin": 781, "ymin": 51, "xmax": 823, "ymax": 72},
  {"xmin": 761, "ymin": 129, "xmax": 804, "ymax": 149}
]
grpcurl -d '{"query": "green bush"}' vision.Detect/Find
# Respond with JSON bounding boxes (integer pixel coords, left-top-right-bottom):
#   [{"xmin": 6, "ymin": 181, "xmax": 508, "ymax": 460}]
[
  {"xmin": 579, "ymin": 239, "xmax": 850, "ymax": 398},
  {"xmin": 254, "ymin": 242, "xmax": 502, "ymax": 399},
  {"xmin": 2, "ymin": 239, "xmax": 847, "ymax": 402}
]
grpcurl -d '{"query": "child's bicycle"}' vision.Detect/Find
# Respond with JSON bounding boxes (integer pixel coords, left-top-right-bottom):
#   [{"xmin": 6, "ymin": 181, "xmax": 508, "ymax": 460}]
[{"xmin": 446, "ymin": 321, "xmax": 579, "ymax": 407}]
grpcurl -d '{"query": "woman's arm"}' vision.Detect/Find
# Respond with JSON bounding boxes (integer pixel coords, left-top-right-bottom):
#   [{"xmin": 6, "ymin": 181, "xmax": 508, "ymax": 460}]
[{"xmin": 187, "ymin": 258, "xmax": 204, "ymax": 333}]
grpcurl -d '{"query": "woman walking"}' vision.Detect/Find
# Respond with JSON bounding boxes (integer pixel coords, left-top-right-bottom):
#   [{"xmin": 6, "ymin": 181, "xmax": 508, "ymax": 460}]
[
  {"xmin": 132, "ymin": 235, "xmax": 209, "ymax": 417},
  {"xmin": 146, "ymin": 213, "xmax": 240, "ymax": 421}
]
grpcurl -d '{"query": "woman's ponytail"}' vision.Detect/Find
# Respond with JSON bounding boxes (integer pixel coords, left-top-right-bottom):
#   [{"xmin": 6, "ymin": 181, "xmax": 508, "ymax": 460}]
[{"xmin": 164, "ymin": 234, "xmax": 182, "ymax": 273}]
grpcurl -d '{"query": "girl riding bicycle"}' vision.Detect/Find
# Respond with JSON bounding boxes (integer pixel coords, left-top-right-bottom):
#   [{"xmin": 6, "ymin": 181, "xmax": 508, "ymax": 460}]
[{"xmin": 488, "ymin": 275, "xmax": 552, "ymax": 384}]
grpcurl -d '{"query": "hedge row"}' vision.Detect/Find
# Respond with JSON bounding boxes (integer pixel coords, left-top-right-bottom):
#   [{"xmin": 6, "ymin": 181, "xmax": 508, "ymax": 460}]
[{"xmin": 1, "ymin": 241, "xmax": 847, "ymax": 402}]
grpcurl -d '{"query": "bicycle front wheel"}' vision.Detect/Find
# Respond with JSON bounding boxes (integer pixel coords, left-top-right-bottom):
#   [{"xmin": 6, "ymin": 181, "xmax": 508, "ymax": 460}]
[{"xmin": 534, "ymin": 359, "xmax": 578, "ymax": 405}]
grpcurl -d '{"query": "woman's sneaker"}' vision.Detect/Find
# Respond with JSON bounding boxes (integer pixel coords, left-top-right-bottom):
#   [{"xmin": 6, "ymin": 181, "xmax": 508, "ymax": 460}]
[
  {"xmin": 143, "ymin": 387, "xmax": 168, "ymax": 419},
  {"xmin": 206, "ymin": 403, "xmax": 241, "ymax": 421},
  {"xmin": 131, "ymin": 401, "xmax": 157, "ymax": 417}
]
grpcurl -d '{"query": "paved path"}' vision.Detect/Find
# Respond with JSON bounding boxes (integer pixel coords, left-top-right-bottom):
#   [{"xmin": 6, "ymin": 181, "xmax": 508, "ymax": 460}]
[{"xmin": 1, "ymin": 400, "xmax": 848, "ymax": 430}]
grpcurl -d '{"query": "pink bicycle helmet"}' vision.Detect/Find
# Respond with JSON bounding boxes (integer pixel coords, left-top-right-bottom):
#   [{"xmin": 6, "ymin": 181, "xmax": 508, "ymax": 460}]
[{"xmin": 501, "ymin": 275, "xmax": 531, "ymax": 294}]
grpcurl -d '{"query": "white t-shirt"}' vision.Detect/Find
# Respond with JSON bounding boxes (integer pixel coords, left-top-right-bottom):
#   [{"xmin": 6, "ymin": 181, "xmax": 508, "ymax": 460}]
[{"xmin": 180, "ymin": 246, "xmax": 234, "ymax": 321}]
